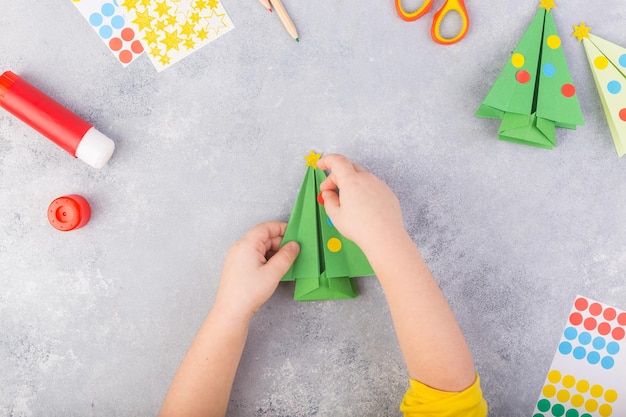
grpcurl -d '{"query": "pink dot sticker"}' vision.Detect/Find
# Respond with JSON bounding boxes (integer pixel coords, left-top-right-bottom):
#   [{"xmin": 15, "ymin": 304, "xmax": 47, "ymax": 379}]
[{"xmin": 516, "ymin": 70, "xmax": 531, "ymax": 84}]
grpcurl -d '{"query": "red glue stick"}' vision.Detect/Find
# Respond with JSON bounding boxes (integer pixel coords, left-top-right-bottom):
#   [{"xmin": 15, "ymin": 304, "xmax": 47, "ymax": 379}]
[{"xmin": 0, "ymin": 71, "xmax": 115, "ymax": 169}]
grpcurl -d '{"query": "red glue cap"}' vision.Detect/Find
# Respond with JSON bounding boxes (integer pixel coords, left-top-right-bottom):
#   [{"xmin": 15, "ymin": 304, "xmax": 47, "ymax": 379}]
[
  {"xmin": 0, "ymin": 71, "xmax": 17, "ymax": 103},
  {"xmin": 48, "ymin": 194, "xmax": 91, "ymax": 231}
]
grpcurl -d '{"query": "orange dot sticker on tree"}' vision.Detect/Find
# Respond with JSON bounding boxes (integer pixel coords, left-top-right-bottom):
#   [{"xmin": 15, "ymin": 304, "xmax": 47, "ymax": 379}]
[{"xmin": 47, "ymin": 195, "xmax": 91, "ymax": 232}]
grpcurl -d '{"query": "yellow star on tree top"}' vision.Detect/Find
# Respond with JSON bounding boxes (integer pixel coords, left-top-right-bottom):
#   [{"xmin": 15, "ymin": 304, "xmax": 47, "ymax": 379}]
[
  {"xmin": 571, "ymin": 22, "xmax": 592, "ymax": 42},
  {"xmin": 304, "ymin": 151, "xmax": 322, "ymax": 169},
  {"xmin": 539, "ymin": 0, "xmax": 556, "ymax": 12}
]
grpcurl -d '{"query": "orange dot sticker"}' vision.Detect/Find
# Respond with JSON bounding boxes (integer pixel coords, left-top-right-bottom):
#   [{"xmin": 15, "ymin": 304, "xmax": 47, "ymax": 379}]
[
  {"xmin": 119, "ymin": 50, "xmax": 133, "ymax": 64},
  {"xmin": 546, "ymin": 35, "xmax": 561, "ymax": 49},
  {"xmin": 327, "ymin": 238, "xmax": 342, "ymax": 252},
  {"xmin": 131, "ymin": 40, "xmax": 144, "ymax": 54},
  {"xmin": 121, "ymin": 27, "xmax": 135, "ymax": 41},
  {"xmin": 595, "ymin": 56, "xmax": 609, "ymax": 70},
  {"xmin": 511, "ymin": 53, "xmax": 525, "ymax": 68},
  {"xmin": 109, "ymin": 37, "xmax": 123, "ymax": 51}
]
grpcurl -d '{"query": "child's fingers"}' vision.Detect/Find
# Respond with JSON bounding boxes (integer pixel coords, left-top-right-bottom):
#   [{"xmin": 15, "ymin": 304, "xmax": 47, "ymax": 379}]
[
  {"xmin": 318, "ymin": 154, "xmax": 356, "ymax": 182},
  {"xmin": 321, "ymin": 190, "xmax": 340, "ymax": 219},
  {"xmin": 319, "ymin": 175, "xmax": 338, "ymax": 192},
  {"xmin": 263, "ymin": 241, "xmax": 300, "ymax": 279}
]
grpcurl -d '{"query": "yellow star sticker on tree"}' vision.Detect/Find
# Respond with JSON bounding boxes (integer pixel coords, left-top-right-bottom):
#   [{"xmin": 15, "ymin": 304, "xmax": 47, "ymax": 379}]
[
  {"xmin": 143, "ymin": 28, "xmax": 160, "ymax": 45},
  {"xmin": 160, "ymin": 28, "xmax": 183, "ymax": 51},
  {"xmin": 133, "ymin": 8, "xmax": 156, "ymax": 31},
  {"xmin": 208, "ymin": 0, "xmax": 219, "ymax": 9},
  {"xmin": 539, "ymin": 0, "xmax": 556, "ymax": 12},
  {"xmin": 571, "ymin": 21, "xmax": 592, "ymax": 42},
  {"xmin": 179, "ymin": 21, "xmax": 196, "ymax": 36},
  {"xmin": 121, "ymin": 0, "xmax": 141, "ymax": 11},
  {"xmin": 154, "ymin": 0, "xmax": 171, "ymax": 17},
  {"xmin": 304, "ymin": 151, "xmax": 322, "ymax": 169},
  {"xmin": 195, "ymin": 27, "xmax": 209, "ymax": 41}
]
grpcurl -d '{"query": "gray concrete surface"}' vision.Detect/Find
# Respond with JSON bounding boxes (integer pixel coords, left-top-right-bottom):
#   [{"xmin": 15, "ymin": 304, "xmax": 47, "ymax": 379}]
[{"xmin": 1, "ymin": 1, "xmax": 625, "ymax": 416}]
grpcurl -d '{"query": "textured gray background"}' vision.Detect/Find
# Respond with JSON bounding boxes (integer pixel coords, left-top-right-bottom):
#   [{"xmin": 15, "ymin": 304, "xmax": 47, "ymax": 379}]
[{"xmin": 1, "ymin": 1, "xmax": 625, "ymax": 416}]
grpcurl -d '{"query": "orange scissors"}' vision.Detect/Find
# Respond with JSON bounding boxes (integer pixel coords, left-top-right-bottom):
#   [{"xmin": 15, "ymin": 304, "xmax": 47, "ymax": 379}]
[{"xmin": 395, "ymin": 0, "xmax": 470, "ymax": 45}]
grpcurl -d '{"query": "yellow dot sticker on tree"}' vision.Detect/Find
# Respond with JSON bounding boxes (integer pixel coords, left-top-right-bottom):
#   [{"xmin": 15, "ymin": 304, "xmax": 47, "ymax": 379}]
[
  {"xmin": 595, "ymin": 56, "xmax": 609, "ymax": 70},
  {"xmin": 546, "ymin": 34, "xmax": 561, "ymax": 49},
  {"xmin": 327, "ymin": 238, "xmax": 342, "ymax": 252},
  {"xmin": 511, "ymin": 53, "xmax": 525, "ymax": 68}
]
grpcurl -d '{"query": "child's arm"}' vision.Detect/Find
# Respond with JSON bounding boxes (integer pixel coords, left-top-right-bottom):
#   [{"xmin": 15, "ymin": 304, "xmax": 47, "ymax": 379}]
[
  {"xmin": 318, "ymin": 154, "xmax": 476, "ymax": 392},
  {"xmin": 158, "ymin": 222, "xmax": 300, "ymax": 417}
]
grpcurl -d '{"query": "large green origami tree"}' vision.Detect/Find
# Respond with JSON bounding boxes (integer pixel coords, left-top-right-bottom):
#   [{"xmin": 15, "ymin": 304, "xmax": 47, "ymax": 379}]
[
  {"xmin": 476, "ymin": 0, "xmax": 584, "ymax": 149},
  {"xmin": 280, "ymin": 151, "xmax": 374, "ymax": 301}
]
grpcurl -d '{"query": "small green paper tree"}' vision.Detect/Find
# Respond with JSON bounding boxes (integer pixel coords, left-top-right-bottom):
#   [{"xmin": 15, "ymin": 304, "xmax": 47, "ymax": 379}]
[
  {"xmin": 280, "ymin": 151, "xmax": 374, "ymax": 301},
  {"xmin": 476, "ymin": 1, "xmax": 584, "ymax": 149}
]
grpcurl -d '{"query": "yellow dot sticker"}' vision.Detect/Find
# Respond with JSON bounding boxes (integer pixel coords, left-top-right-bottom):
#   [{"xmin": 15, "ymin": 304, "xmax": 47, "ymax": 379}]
[
  {"xmin": 585, "ymin": 399, "xmax": 599, "ymax": 412},
  {"xmin": 562, "ymin": 374, "xmax": 575, "ymax": 388},
  {"xmin": 605, "ymin": 389, "xmax": 618, "ymax": 402},
  {"xmin": 576, "ymin": 379, "xmax": 590, "ymax": 393},
  {"xmin": 548, "ymin": 370, "xmax": 561, "ymax": 383},
  {"xmin": 511, "ymin": 53, "xmax": 525, "ymax": 68},
  {"xmin": 590, "ymin": 384, "xmax": 604, "ymax": 398},
  {"xmin": 595, "ymin": 56, "xmax": 609, "ymax": 70},
  {"xmin": 327, "ymin": 238, "xmax": 342, "ymax": 253},
  {"xmin": 542, "ymin": 384, "xmax": 556, "ymax": 397},
  {"xmin": 546, "ymin": 35, "xmax": 561, "ymax": 49},
  {"xmin": 599, "ymin": 404, "xmax": 613, "ymax": 417},
  {"xmin": 571, "ymin": 394, "xmax": 585, "ymax": 408},
  {"xmin": 557, "ymin": 389, "xmax": 570, "ymax": 402}
]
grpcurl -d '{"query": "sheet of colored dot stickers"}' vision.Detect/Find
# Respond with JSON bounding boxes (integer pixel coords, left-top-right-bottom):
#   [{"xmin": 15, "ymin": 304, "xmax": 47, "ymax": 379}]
[
  {"xmin": 71, "ymin": 0, "xmax": 234, "ymax": 71},
  {"xmin": 533, "ymin": 296, "xmax": 626, "ymax": 417}
]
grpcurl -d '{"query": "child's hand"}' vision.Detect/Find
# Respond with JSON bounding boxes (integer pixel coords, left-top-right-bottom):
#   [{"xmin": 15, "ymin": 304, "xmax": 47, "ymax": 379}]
[
  {"xmin": 318, "ymin": 154, "xmax": 406, "ymax": 255},
  {"xmin": 214, "ymin": 222, "xmax": 300, "ymax": 321}
]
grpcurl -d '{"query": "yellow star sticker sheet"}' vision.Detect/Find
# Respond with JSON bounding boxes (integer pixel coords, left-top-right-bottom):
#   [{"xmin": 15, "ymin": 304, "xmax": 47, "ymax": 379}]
[{"xmin": 120, "ymin": 0, "xmax": 234, "ymax": 71}]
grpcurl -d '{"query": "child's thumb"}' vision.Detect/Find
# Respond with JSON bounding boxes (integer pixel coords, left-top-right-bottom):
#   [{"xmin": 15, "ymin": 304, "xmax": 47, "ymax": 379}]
[
  {"xmin": 321, "ymin": 190, "xmax": 340, "ymax": 219},
  {"xmin": 265, "ymin": 241, "xmax": 300, "ymax": 278}
]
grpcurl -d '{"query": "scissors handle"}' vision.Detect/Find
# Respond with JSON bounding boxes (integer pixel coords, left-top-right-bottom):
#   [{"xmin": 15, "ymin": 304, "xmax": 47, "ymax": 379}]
[
  {"xmin": 431, "ymin": 0, "xmax": 470, "ymax": 45},
  {"xmin": 395, "ymin": 0, "xmax": 434, "ymax": 22}
]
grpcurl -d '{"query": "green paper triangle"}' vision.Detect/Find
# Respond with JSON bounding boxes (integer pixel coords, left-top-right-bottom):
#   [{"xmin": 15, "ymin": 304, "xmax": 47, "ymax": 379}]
[
  {"xmin": 498, "ymin": 112, "xmax": 555, "ymax": 149},
  {"xmin": 294, "ymin": 272, "xmax": 357, "ymax": 301}
]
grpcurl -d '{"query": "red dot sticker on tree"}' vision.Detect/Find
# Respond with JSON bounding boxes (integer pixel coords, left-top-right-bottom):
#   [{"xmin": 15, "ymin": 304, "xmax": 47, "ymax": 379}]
[
  {"xmin": 516, "ymin": 70, "xmax": 531, "ymax": 84},
  {"xmin": 561, "ymin": 84, "xmax": 576, "ymax": 98},
  {"xmin": 317, "ymin": 192, "xmax": 324, "ymax": 205},
  {"xmin": 619, "ymin": 108, "xmax": 626, "ymax": 122}
]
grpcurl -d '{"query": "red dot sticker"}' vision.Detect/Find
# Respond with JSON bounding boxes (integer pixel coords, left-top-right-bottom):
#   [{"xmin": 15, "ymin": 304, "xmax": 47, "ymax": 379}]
[
  {"xmin": 570, "ymin": 312, "xmax": 583, "ymax": 326},
  {"xmin": 561, "ymin": 84, "xmax": 576, "ymax": 97},
  {"xmin": 109, "ymin": 37, "xmax": 123, "ymax": 51},
  {"xmin": 620, "ymin": 108, "xmax": 626, "ymax": 122},
  {"xmin": 516, "ymin": 70, "xmax": 531, "ymax": 84},
  {"xmin": 131, "ymin": 40, "xmax": 144, "ymax": 54},
  {"xmin": 119, "ymin": 50, "xmax": 133, "ymax": 64},
  {"xmin": 589, "ymin": 303, "xmax": 603, "ymax": 316},
  {"xmin": 317, "ymin": 192, "xmax": 324, "ymax": 205},
  {"xmin": 584, "ymin": 317, "xmax": 597, "ymax": 331},
  {"xmin": 618, "ymin": 313, "xmax": 626, "ymax": 325},
  {"xmin": 613, "ymin": 327, "xmax": 625, "ymax": 341},
  {"xmin": 598, "ymin": 322, "xmax": 611, "ymax": 335},
  {"xmin": 575, "ymin": 298, "xmax": 589, "ymax": 311},
  {"xmin": 604, "ymin": 308, "xmax": 617, "ymax": 321},
  {"xmin": 121, "ymin": 27, "xmax": 135, "ymax": 41}
]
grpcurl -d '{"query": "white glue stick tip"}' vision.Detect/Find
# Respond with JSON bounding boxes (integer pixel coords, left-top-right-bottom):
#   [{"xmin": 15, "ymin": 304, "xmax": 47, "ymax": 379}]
[{"xmin": 75, "ymin": 127, "xmax": 115, "ymax": 169}]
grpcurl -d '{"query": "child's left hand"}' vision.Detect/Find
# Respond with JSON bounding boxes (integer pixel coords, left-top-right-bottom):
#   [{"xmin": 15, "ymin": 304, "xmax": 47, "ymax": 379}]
[{"xmin": 213, "ymin": 222, "xmax": 300, "ymax": 322}]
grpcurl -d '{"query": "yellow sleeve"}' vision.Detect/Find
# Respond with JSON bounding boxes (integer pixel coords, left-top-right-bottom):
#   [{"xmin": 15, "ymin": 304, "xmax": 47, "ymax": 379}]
[{"xmin": 400, "ymin": 374, "xmax": 488, "ymax": 417}]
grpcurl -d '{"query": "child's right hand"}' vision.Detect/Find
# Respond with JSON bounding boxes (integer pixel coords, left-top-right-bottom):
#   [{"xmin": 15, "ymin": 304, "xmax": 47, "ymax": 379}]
[{"xmin": 317, "ymin": 154, "xmax": 407, "ymax": 255}]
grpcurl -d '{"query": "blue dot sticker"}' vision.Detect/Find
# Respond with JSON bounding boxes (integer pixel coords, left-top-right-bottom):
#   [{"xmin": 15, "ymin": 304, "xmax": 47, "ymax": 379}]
[
  {"xmin": 601, "ymin": 356, "xmax": 615, "ymax": 370},
  {"xmin": 101, "ymin": 3, "xmax": 115, "ymax": 16},
  {"xmin": 111, "ymin": 15, "xmax": 125, "ymax": 29},
  {"xmin": 559, "ymin": 341, "xmax": 573, "ymax": 355},
  {"xmin": 327, "ymin": 217, "xmax": 334, "ymax": 227},
  {"xmin": 607, "ymin": 80, "xmax": 622, "ymax": 95},
  {"xmin": 573, "ymin": 346, "xmax": 586, "ymax": 360},
  {"xmin": 542, "ymin": 63, "xmax": 556, "ymax": 77},
  {"xmin": 89, "ymin": 12, "xmax": 103, "ymax": 27},
  {"xmin": 607, "ymin": 341, "xmax": 620, "ymax": 355},
  {"xmin": 564, "ymin": 327, "xmax": 577, "ymax": 340},
  {"xmin": 587, "ymin": 351, "xmax": 600, "ymax": 365},
  {"xmin": 620, "ymin": 54, "xmax": 626, "ymax": 68},
  {"xmin": 99, "ymin": 25, "xmax": 113, "ymax": 39},
  {"xmin": 578, "ymin": 331, "xmax": 591, "ymax": 345},
  {"xmin": 592, "ymin": 336, "xmax": 606, "ymax": 350}
]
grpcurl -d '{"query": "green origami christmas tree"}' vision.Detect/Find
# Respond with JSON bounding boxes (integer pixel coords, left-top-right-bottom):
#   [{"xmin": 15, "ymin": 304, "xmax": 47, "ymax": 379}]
[
  {"xmin": 573, "ymin": 22, "xmax": 626, "ymax": 157},
  {"xmin": 476, "ymin": 0, "xmax": 584, "ymax": 149},
  {"xmin": 280, "ymin": 151, "xmax": 374, "ymax": 301}
]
